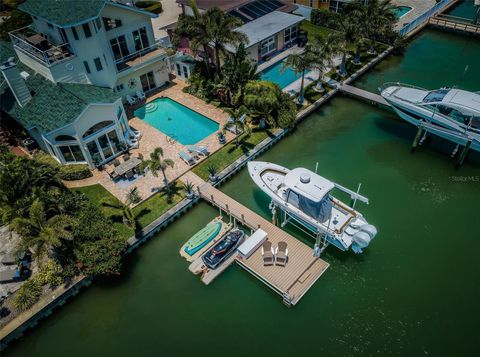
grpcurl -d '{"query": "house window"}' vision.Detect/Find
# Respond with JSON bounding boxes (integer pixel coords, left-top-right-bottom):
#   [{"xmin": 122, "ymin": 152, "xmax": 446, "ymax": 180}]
[
  {"xmin": 59, "ymin": 145, "xmax": 85, "ymax": 163},
  {"xmin": 103, "ymin": 54, "xmax": 108, "ymax": 66},
  {"xmin": 82, "ymin": 121, "xmax": 114, "ymax": 138},
  {"xmin": 86, "ymin": 130, "xmax": 120, "ymax": 164},
  {"xmin": 55, "ymin": 135, "xmax": 76, "ymax": 141},
  {"xmin": 116, "ymin": 84, "xmax": 124, "ymax": 92},
  {"xmin": 260, "ymin": 36, "xmax": 276, "ymax": 57},
  {"xmin": 132, "ymin": 27, "xmax": 149, "ymax": 52},
  {"xmin": 140, "ymin": 71, "xmax": 156, "ymax": 92},
  {"xmin": 110, "ymin": 35, "xmax": 129, "ymax": 61},
  {"xmin": 71, "ymin": 26, "xmax": 79, "ymax": 40},
  {"xmin": 284, "ymin": 25, "xmax": 299, "ymax": 44},
  {"xmin": 83, "ymin": 61, "xmax": 91, "ymax": 74},
  {"xmin": 82, "ymin": 23, "xmax": 92, "ymax": 38},
  {"xmin": 176, "ymin": 63, "xmax": 182, "ymax": 77},
  {"xmin": 94, "ymin": 57, "xmax": 103, "ymax": 71},
  {"xmin": 103, "ymin": 17, "xmax": 122, "ymax": 31},
  {"xmin": 310, "ymin": 0, "xmax": 314, "ymax": 7}
]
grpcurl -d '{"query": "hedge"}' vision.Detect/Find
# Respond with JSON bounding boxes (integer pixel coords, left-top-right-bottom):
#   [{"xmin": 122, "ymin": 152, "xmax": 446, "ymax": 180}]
[
  {"xmin": 34, "ymin": 151, "xmax": 92, "ymax": 181},
  {"xmin": 134, "ymin": 1, "xmax": 163, "ymax": 14},
  {"xmin": 310, "ymin": 8, "xmax": 342, "ymax": 31}
]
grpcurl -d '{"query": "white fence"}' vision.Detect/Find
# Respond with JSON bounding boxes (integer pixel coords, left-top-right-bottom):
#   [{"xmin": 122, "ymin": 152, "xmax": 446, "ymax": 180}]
[{"xmin": 399, "ymin": 0, "xmax": 457, "ymax": 36}]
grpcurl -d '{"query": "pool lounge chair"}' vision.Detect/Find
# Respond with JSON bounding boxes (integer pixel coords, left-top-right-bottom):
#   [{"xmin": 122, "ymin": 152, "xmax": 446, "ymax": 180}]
[
  {"xmin": 227, "ymin": 113, "xmax": 247, "ymax": 124},
  {"xmin": 179, "ymin": 151, "xmax": 196, "ymax": 166},
  {"xmin": 126, "ymin": 95, "xmax": 138, "ymax": 105},
  {"xmin": 261, "ymin": 240, "xmax": 274, "ymax": 266},
  {"xmin": 187, "ymin": 145, "xmax": 209, "ymax": 157},
  {"xmin": 0, "ymin": 268, "xmax": 21, "ymax": 283},
  {"xmin": 275, "ymin": 241, "xmax": 288, "ymax": 267}
]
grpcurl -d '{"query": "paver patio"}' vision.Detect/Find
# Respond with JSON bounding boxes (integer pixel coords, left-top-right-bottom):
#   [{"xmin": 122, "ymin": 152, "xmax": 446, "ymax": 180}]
[{"xmin": 65, "ymin": 79, "xmax": 235, "ymax": 204}]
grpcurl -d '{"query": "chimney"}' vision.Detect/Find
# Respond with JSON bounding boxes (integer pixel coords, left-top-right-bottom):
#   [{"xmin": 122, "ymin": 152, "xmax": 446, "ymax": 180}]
[{"xmin": 0, "ymin": 57, "xmax": 32, "ymax": 108}]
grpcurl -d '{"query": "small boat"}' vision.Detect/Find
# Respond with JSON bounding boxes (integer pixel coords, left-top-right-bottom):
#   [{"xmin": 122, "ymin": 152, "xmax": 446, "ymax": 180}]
[
  {"xmin": 380, "ymin": 83, "xmax": 480, "ymax": 152},
  {"xmin": 248, "ymin": 161, "xmax": 378, "ymax": 254},
  {"xmin": 202, "ymin": 230, "xmax": 245, "ymax": 269},
  {"xmin": 184, "ymin": 222, "xmax": 222, "ymax": 256}
]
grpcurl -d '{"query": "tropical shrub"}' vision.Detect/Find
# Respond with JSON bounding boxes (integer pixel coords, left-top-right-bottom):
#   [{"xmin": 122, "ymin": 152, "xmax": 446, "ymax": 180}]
[
  {"xmin": 35, "ymin": 260, "xmax": 64, "ymax": 287},
  {"xmin": 34, "ymin": 151, "xmax": 92, "ymax": 180},
  {"xmin": 134, "ymin": 1, "xmax": 163, "ymax": 14},
  {"xmin": 13, "ymin": 279, "xmax": 42, "ymax": 311},
  {"xmin": 310, "ymin": 8, "xmax": 342, "ymax": 31}
]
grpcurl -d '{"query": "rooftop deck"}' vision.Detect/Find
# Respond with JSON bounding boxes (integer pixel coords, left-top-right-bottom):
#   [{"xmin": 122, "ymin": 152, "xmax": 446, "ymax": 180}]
[{"xmin": 196, "ymin": 180, "xmax": 329, "ymax": 306}]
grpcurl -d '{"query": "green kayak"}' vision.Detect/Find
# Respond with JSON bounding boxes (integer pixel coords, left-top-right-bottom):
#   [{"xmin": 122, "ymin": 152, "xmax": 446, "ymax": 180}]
[{"xmin": 184, "ymin": 222, "xmax": 222, "ymax": 256}]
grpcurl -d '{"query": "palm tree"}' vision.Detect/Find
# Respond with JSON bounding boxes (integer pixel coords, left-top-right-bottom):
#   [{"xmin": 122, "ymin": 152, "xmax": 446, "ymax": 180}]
[
  {"xmin": 224, "ymin": 106, "xmax": 249, "ymax": 146},
  {"xmin": 205, "ymin": 7, "xmax": 247, "ymax": 74},
  {"xmin": 173, "ymin": 0, "xmax": 213, "ymax": 76},
  {"xmin": 140, "ymin": 147, "xmax": 175, "ymax": 193},
  {"xmin": 311, "ymin": 33, "xmax": 343, "ymax": 92},
  {"xmin": 363, "ymin": 0, "xmax": 397, "ymax": 54},
  {"xmin": 244, "ymin": 81, "xmax": 281, "ymax": 127},
  {"xmin": 282, "ymin": 46, "xmax": 318, "ymax": 104},
  {"xmin": 11, "ymin": 199, "xmax": 75, "ymax": 264}
]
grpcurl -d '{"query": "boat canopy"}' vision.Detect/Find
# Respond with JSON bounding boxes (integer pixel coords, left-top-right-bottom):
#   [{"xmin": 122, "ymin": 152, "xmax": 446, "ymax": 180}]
[{"xmin": 284, "ymin": 168, "xmax": 334, "ymax": 203}]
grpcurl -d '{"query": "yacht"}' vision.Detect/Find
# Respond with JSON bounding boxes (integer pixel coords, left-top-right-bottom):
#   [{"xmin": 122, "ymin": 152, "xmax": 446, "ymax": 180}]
[
  {"xmin": 248, "ymin": 161, "xmax": 378, "ymax": 254},
  {"xmin": 380, "ymin": 83, "xmax": 480, "ymax": 152}
]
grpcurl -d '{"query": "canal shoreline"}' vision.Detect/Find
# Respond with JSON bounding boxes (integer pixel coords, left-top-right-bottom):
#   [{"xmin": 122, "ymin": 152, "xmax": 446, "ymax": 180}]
[{"xmin": 0, "ymin": 1, "xmax": 473, "ymax": 348}]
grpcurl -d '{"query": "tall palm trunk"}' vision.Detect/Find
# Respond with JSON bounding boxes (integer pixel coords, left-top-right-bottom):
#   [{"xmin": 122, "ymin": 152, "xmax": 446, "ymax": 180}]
[
  {"xmin": 353, "ymin": 45, "xmax": 361, "ymax": 64},
  {"xmin": 298, "ymin": 70, "xmax": 305, "ymax": 104},
  {"xmin": 339, "ymin": 53, "xmax": 347, "ymax": 76},
  {"xmin": 161, "ymin": 167, "xmax": 170, "ymax": 193},
  {"xmin": 202, "ymin": 44, "xmax": 212, "ymax": 77},
  {"xmin": 214, "ymin": 44, "xmax": 221, "ymax": 74}
]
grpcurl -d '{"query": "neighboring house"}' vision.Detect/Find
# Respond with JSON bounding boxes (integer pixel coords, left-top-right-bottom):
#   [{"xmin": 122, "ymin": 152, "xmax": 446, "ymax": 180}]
[
  {"xmin": 0, "ymin": 0, "xmax": 170, "ymax": 168},
  {"xmin": 287, "ymin": 0, "xmax": 364, "ymax": 13},
  {"xmin": 176, "ymin": 0, "xmax": 303, "ymax": 63}
]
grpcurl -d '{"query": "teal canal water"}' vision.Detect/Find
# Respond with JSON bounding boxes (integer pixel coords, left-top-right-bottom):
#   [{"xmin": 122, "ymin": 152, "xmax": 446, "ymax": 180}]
[
  {"xmin": 446, "ymin": 0, "xmax": 477, "ymax": 20},
  {"xmin": 4, "ymin": 30, "xmax": 480, "ymax": 356}
]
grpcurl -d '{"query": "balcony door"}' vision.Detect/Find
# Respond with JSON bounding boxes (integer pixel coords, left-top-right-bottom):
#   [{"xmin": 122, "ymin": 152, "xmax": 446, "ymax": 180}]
[
  {"xmin": 110, "ymin": 35, "xmax": 129, "ymax": 61},
  {"xmin": 140, "ymin": 71, "xmax": 156, "ymax": 92},
  {"xmin": 132, "ymin": 27, "xmax": 149, "ymax": 52}
]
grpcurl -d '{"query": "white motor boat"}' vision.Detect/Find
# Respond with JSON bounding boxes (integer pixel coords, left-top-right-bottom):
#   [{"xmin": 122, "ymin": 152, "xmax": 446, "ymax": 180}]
[
  {"xmin": 380, "ymin": 83, "xmax": 480, "ymax": 152},
  {"xmin": 248, "ymin": 161, "xmax": 378, "ymax": 254}
]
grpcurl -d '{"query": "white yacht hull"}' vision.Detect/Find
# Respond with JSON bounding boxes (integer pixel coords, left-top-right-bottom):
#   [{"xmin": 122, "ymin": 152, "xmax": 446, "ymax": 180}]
[{"xmin": 248, "ymin": 161, "xmax": 377, "ymax": 253}]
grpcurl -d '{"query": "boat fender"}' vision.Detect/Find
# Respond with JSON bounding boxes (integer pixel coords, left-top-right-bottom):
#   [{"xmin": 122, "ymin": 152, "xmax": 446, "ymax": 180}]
[
  {"xmin": 360, "ymin": 224, "xmax": 377, "ymax": 240},
  {"xmin": 352, "ymin": 231, "xmax": 371, "ymax": 248}
]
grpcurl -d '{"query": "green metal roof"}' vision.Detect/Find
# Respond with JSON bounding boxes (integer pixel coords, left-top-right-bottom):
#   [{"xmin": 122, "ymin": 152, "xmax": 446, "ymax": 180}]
[
  {"xmin": 0, "ymin": 41, "xmax": 120, "ymax": 134},
  {"xmin": 18, "ymin": 0, "xmax": 106, "ymax": 27},
  {"xmin": 18, "ymin": 0, "xmax": 158, "ymax": 28}
]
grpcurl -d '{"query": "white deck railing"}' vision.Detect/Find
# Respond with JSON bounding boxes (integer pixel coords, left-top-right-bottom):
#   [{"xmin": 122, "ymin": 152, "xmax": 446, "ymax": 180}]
[{"xmin": 399, "ymin": 0, "xmax": 456, "ymax": 36}]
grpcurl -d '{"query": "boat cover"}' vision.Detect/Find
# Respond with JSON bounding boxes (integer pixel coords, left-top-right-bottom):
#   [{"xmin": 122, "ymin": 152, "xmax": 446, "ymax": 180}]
[{"xmin": 299, "ymin": 195, "xmax": 332, "ymax": 223}]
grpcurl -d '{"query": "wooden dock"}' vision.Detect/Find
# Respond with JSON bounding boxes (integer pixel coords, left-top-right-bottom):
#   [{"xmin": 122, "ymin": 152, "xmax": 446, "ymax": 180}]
[
  {"xmin": 339, "ymin": 84, "xmax": 391, "ymax": 107},
  {"xmin": 188, "ymin": 249, "xmax": 239, "ymax": 286},
  {"xmin": 198, "ymin": 183, "xmax": 329, "ymax": 306},
  {"xmin": 179, "ymin": 217, "xmax": 232, "ymax": 263},
  {"xmin": 429, "ymin": 15, "xmax": 480, "ymax": 35}
]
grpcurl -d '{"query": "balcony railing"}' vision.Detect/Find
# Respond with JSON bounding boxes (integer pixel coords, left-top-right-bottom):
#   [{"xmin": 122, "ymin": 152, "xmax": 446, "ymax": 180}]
[
  {"xmin": 9, "ymin": 26, "xmax": 74, "ymax": 67},
  {"xmin": 115, "ymin": 41, "xmax": 165, "ymax": 72}
]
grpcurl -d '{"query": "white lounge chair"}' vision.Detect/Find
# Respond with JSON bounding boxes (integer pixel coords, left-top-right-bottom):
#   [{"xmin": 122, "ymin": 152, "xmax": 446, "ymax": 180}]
[
  {"xmin": 126, "ymin": 95, "xmax": 138, "ymax": 105},
  {"xmin": 129, "ymin": 128, "xmax": 142, "ymax": 139},
  {"xmin": 126, "ymin": 137, "xmax": 139, "ymax": 149},
  {"xmin": 136, "ymin": 90, "xmax": 146, "ymax": 101},
  {"xmin": 187, "ymin": 145, "xmax": 209, "ymax": 157},
  {"xmin": 179, "ymin": 151, "xmax": 196, "ymax": 166}
]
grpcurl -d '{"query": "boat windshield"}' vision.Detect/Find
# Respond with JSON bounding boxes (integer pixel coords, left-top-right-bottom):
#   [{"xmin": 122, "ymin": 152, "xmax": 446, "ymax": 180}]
[{"xmin": 423, "ymin": 89, "xmax": 449, "ymax": 103}]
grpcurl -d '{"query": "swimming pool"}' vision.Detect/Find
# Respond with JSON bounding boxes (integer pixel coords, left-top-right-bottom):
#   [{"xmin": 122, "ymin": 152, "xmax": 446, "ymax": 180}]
[
  {"xmin": 393, "ymin": 5, "xmax": 412, "ymax": 18},
  {"xmin": 134, "ymin": 98, "xmax": 219, "ymax": 145},
  {"xmin": 260, "ymin": 60, "xmax": 302, "ymax": 89}
]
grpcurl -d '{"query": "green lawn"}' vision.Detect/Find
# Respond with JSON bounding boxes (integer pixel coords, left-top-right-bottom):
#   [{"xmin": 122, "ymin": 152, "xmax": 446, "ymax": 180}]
[
  {"xmin": 192, "ymin": 128, "xmax": 273, "ymax": 181},
  {"xmin": 301, "ymin": 21, "xmax": 335, "ymax": 43},
  {"xmin": 74, "ymin": 183, "xmax": 185, "ymax": 240}
]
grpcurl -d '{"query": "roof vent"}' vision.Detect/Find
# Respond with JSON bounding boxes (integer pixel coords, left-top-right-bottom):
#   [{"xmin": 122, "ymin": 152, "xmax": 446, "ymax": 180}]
[
  {"xmin": 300, "ymin": 173, "xmax": 311, "ymax": 184},
  {"xmin": 0, "ymin": 59, "xmax": 32, "ymax": 108},
  {"xmin": 20, "ymin": 71, "xmax": 30, "ymax": 80}
]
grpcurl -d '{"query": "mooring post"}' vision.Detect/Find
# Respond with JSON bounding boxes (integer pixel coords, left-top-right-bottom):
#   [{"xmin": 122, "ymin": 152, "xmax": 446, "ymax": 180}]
[
  {"xmin": 456, "ymin": 140, "xmax": 472, "ymax": 167},
  {"xmin": 411, "ymin": 125, "xmax": 424, "ymax": 152}
]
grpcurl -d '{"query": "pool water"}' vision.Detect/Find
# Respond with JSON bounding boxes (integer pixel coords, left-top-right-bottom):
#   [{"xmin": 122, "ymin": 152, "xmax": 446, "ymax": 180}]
[
  {"xmin": 134, "ymin": 97, "xmax": 219, "ymax": 145},
  {"xmin": 260, "ymin": 60, "xmax": 302, "ymax": 89},
  {"xmin": 393, "ymin": 5, "xmax": 412, "ymax": 18}
]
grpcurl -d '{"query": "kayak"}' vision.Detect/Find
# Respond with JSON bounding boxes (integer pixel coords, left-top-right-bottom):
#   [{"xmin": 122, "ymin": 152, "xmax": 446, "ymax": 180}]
[{"xmin": 184, "ymin": 222, "xmax": 222, "ymax": 256}]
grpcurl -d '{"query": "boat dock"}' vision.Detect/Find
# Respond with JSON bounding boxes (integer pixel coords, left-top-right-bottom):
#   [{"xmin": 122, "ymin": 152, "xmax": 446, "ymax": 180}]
[
  {"xmin": 197, "ymin": 183, "xmax": 329, "ymax": 306},
  {"xmin": 429, "ymin": 14, "xmax": 480, "ymax": 35},
  {"xmin": 339, "ymin": 84, "xmax": 391, "ymax": 107}
]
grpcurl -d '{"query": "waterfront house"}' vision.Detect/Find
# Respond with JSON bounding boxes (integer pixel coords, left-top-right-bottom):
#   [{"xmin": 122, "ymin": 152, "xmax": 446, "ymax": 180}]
[
  {"xmin": 286, "ymin": 0, "xmax": 366, "ymax": 13},
  {"xmin": 0, "ymin": 0, "xmax": 171, "ymax": 168},
  {"xmin": 176, "ymin": 0, "xmax": 304, "ymax": 63}
]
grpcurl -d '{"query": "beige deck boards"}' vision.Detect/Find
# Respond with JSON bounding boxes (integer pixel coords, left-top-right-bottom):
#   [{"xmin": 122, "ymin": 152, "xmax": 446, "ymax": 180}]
[
  {"xmin": 429, "ymin": 17, "xmax": 480, "ymax": 34},
  {"xmin": 339, "ymin": 84, "xmax": 391, "ymax": 107},
  {"xmin": 179, "ymin": 217, "xmax": 232, "ymax": 262},
  {"xmin": 198, "ymin": 183, "xmax": 329, "ymax": 306},
  {"xmin": 188, "ymin": 249, "xmax": 238, "ymax": 286}
]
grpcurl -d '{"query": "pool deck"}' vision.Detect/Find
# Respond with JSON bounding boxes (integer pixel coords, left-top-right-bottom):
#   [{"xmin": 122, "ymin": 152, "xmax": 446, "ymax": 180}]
[
  {"xmin": 392, "ymin": 0, "xmax": 437, "ymax": 30},
  {"xmin": 65, "ymin": 79, "xmax": 236, "ymax": 203}
]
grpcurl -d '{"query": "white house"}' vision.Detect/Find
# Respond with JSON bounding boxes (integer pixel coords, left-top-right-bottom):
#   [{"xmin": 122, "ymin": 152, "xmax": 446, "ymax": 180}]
[{"xmin": 0, "ymin": 0, "xmax": 172, "ymax": 168}]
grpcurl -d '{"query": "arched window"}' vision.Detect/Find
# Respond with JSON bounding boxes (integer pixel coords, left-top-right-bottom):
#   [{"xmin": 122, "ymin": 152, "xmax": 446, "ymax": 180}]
[
  {"xmin": 82, "ymin": 121, "xmax": 114, "ymax": 138},
  {"xmin": 55, "ymin": 134, "xmax": 76, "ymax": 142}
]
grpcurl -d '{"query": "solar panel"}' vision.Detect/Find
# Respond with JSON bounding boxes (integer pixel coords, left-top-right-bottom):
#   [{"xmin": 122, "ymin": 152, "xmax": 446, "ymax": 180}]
[
  {"xmin": 229, "ymin": 10, "xmax": 250, "ymax": 24},
  {"xmin": 261, "ymin": 0, "xmax": 279, "ymax": 12},
  {"xmin": 238, "ymin": 6, "xmax": 260, "ymax": 20},
  {"xmin": 247, "ymin": 2, "xmax": 270, "ymax": 16}
]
